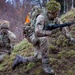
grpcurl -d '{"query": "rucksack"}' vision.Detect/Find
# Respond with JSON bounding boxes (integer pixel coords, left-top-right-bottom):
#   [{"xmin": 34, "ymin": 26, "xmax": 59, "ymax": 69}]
[
  {"xmin": 23, "ymin": 6, "xmax": 42, "ymax": 35},
  {"xmin": 25, "ymin": 6, "xmax": 44, "ymax": 27},
  {"xmin": 23, "ymin": 6, "xmax": 46, "ymax": 38}
]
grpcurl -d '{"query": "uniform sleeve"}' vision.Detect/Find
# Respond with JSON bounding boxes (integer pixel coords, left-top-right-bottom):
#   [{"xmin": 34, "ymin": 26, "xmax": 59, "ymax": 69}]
[
  {"xmin": 8, "ymin": 30, "xmax": 16, "ymax": 39},
  {"xmin": 35, "ymin": 15, "xmax": 52, "ymax": 37},
  {"xmin": 58, "ymin": 18, "xmax": 73, "ymax": 40}
]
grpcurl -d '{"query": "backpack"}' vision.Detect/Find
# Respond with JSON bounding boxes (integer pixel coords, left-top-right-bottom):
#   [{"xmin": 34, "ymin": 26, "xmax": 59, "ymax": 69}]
[
  {"xmin": 23, "ymin": 7, "xmax": 46, "ymax": 38},
  {"xmin": 23, "ymin": 6, "xmax": 42, "ymax": 35},
  {"xmin": 25, "ymin": 6, "xmax": 44, "ymax": 27}
]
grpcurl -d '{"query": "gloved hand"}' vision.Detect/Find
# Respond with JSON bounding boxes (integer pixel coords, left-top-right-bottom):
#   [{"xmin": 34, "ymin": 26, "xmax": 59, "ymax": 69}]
[{"xmin": 70, "ymin": 38, "xmax": 75, "ymax": 43}]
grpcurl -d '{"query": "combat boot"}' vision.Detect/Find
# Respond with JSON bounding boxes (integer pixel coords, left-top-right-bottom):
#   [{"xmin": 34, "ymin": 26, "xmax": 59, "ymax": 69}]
[
  {"xmin": 42, "ymin": 58, "xmax": 55, "ymax": 75},
  {"xmin": 12, "ymin": 55, "xmax": 28, "ymax": 70}
]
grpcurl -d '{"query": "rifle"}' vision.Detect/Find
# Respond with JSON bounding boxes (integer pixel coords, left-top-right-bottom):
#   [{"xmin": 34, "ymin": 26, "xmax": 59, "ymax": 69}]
[{"xmin": 43, "ymin": 21, "xmax": 75, "ymax": 30}]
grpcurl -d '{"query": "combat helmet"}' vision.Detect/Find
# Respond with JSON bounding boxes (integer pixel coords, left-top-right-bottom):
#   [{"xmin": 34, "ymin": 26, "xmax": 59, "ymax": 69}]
[
  {"xmin": 0, "ymin": 20, "xmax": 10, "ymax": 29},
  {"xmin": 46, "ymin": 0, "xmax": 61, "ymax": 13}
]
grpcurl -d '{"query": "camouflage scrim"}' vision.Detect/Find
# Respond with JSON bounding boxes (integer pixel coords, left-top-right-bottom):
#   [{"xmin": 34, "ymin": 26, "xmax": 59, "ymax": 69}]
[{"xmin": 46, "ymin": 0, "xmax": 61, "ymax": 12}]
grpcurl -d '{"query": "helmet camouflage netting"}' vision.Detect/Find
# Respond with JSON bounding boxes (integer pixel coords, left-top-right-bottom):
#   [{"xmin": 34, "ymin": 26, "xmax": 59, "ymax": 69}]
[{"xmin": 46, "ymin": 0, "xmax": 61, "ymax": 12}]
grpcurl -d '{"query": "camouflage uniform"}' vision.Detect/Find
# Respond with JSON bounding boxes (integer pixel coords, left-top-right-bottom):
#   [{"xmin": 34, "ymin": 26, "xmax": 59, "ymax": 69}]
[
  {"xmin": 12, "ymin": 1, "xmax": 75, "ymax": 75},
  {"xmin": 12, "ymin": 7, "xmax": 54, "ymax": 75},
  {"xmin": 0, "ymin": 20, "xmax": 16, "ymax": 61}
]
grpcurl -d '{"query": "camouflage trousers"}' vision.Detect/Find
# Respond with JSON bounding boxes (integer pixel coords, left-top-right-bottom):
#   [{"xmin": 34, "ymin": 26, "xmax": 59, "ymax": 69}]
[
  {"xmin": 22, "ymin": 36, "xmax": 49, "ymax": 62},
  {"xmin": 33, "ymin": 37, "xmax": 49, "ymax": 60},
  {"xmin": 12, "ymin": 35, "xmax": 50, "ymax": 70},
  {"xmin": 0, "ymin": 43, "xmax": 13, "ymax": 62},
  {"xmin": 0, "ymin": 52, "xmax": 7, "ymax": 62},
  {"xmin": 0, "ymin": 43, "xmax": 14, "ymax": 55}
]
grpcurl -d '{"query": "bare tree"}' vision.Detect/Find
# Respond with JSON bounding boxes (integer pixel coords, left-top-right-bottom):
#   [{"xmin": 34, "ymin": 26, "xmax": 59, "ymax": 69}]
[
  {"xmin": 72, "ymin": 0, "xmax": 74, "ymax": 9},
  {"xmin": 64, "ymin": 0, "xmax": 66, "ymax": 13}
]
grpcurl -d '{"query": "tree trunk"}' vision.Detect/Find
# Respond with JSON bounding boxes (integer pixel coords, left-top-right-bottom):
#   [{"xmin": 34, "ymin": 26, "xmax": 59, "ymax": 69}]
[
  {"xmin": 64, "ymin": 0, "xmax": 66, "ymax": 13},
  {"xmin": 72, "ymin": 0, "xmax": 74, "ymax": 9}
]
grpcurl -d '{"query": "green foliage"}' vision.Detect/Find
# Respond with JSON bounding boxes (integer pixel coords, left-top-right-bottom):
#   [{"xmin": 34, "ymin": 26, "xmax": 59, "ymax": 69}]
[
  {"xmin": 65, "ymin": 70, "xmax": 74, "ymax": 75},
  {"xmin": 49, "ymin": 45, "xmax": 55, "ymax": 50},
  {"xmin": 14, "ymin": 39, "xmax": 32, "ymax": 52},
  {"xmin": 50, "ymin": 58, "xmax": 57, "ymax": 64},
  {"xmin": 61, "ymin": 8, "xmax": 75, "ymax": 22},
  {"xmin": 33, "ymin": 68, "xmax": 42, "ymax": 75},
  {"xmin": 62, "ymin": 39, "xmax": 68, "ymax": 47},
  {"xmin": 12, "ymin": 39, "xmax": 33, "ymax": 56},
  {"xmin": 65, "ymin": 50, "xmax": 75, "ymax": 58},
  {"xmin": 49, "ymin": 45, "xmax": 59, "ymax": 54},
  {"xmin": 57, "ymin": 50, "xmax": 75, "ymax": 59},
  {"xmin": 50, "ymin": 0, "xmax": 56, "ymax": 1},
  {"xmin": 56, "ymin": 38, "xmax": 67, "ymax": 47},
  {"xmin": 72, "ymin": 64, "xmax": 75, "ymax": 69},
  {"xmin": 0, "ymin": 63, "xmax": 5, "ymax": 71},
  {"xmin": 57, "ymin": 50, "xmax": 66, "ymax": 59},
  {"xmin": 14, "ymin": 74, "xmax": 19, "ymax": 75},
  {"xmin": 26, "ymin": 62, "xmax": 36, "ymax": 71}
]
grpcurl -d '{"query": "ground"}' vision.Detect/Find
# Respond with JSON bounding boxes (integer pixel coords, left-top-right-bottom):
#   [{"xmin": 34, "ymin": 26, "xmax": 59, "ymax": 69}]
[{"xmin": 0, "ymin": 9, "xmax": 75, "ymax": 75}]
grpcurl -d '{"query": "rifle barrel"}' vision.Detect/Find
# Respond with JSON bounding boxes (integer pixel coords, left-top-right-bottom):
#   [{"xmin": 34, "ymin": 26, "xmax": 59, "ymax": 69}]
[{"xmin": 44, "ymin": 21, "xmax": 75, "ymax": 30}]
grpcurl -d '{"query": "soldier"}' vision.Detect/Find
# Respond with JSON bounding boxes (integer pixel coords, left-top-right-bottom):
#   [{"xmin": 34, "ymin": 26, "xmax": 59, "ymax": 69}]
[
  {"xmin": 0, "ymin": 20, "xmax": 16, "ymax": 61},
  {"xmin": 12, "ymin": 1, "xmax": 75, "ymax": 75}
]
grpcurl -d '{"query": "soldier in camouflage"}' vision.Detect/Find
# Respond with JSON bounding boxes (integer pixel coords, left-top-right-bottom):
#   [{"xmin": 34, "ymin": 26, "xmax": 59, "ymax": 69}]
[
  {"xmin": 12, "ymin": 1, "xmax": 75, "ymax": 75},
  {"xmin": 0, "ymin": 20, "xmax": 16, "ymax": 61}
]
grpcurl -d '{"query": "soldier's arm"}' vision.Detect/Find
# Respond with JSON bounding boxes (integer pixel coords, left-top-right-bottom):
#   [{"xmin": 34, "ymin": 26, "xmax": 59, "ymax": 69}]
[
  {"xmin": 59, "ymin": 19, "xmax": 75, "ymax": 41},
  {"xmin": 8, "ymin": 30, "xmax": 16, "ymax": 39},
  {"xmin": 35, "ymin": 15, "xmax": 52, "ymax": 37}
]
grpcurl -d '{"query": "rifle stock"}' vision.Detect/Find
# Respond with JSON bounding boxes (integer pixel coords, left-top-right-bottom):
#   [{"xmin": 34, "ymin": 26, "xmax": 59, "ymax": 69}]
[{"xmin": 43, "ymin": 21, "xmax": 75, "ymax": 30}]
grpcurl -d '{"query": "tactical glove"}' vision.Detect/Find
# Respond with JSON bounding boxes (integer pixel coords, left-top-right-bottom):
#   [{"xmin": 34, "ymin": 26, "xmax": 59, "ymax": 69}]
[{"xmin": 70, "ymin": 38, "xmax": 75, "ymax": 43}]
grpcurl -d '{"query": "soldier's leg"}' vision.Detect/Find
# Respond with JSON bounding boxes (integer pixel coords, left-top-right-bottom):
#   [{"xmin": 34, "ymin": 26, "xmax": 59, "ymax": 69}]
[
  {"xmin": 0, "ymin": 52, "xmax": 6, "ymax": 62},
  {"xmin": 6, "ymin": 43, "xmax": 13, "ymax": 55},
  {"xmin": 12, "ymin": 54, "xmax": 28, "ymax": 69},
  {"xmin": 12, "ymin": 47, "xmax": 41, "ymax": 70},
  {"xmin": 12, "ymin": 34, "xmax": 41, "ymax": 69},
  {"xmin": 40, "ymin": 37, "xmax": 55, "ymax": 74}
]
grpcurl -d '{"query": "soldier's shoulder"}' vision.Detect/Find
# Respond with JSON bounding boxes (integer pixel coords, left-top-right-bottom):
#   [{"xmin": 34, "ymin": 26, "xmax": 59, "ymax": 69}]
[{"xmin": 37, "ymin": 14, "xmax": 45, "ymax": 20}]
